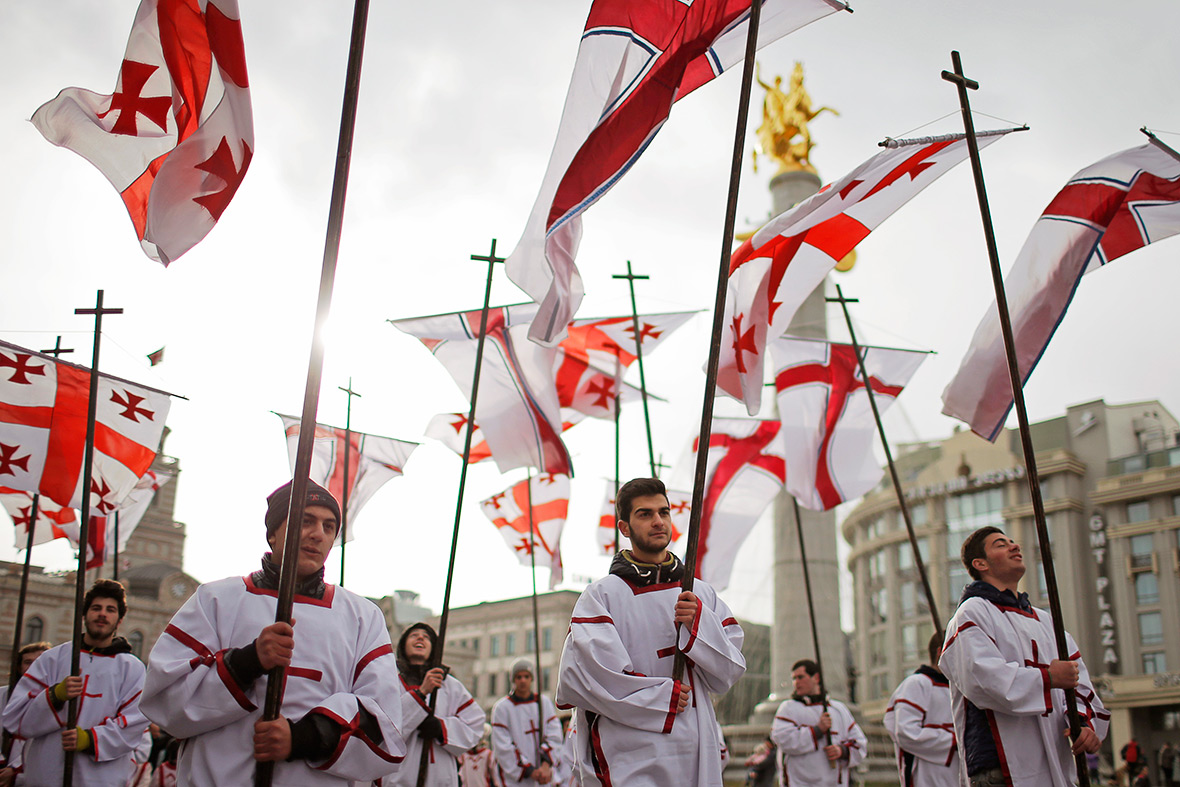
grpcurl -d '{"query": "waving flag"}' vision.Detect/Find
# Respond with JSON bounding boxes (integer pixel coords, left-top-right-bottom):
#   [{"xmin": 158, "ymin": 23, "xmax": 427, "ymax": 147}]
[
  {"xmin": 277, "ymin": 414, "xmax": 418, "ymax": 540},
  {"xmin": 596, "ymin": 482, "xmax": 689, "ymax": 556},
  {"xmin": 425, "ymin": 412, "xmax": 494, "ymax": 464},
  {"xmin": 106, "ymin": 467, "xmax": 174, "ymax": 551},
  {"xmin": 718, "ymin": 130, "xmax": 1014, "ymax": 414},
  {"xmin": 480, "ymin": 474, "xmax": 570, "ymax": 588},
  {"xmin": 392, "ymin": 304, "xmax": 573, "ymax": 475},
  {"xmin": 0, "ymin": 339, "xmax": 173, "ymax": 516},
  {"xmin": 2, "ymin": 488, "xmax": 77, "ymax": 549},
  {"xmin": 32, "ymin": 0, "xmax": 253, "ymax": 264},
  {"xmin": 507, "ymin": 0, "xmax": 848, "ymax": 345},
  {"xmin": 687, "ymin": 418, "xmax": 786, "ymax": 590},
  {"xmin": 943, "ymin": 141, "xmax": 1180, "ymax": 440},
  {"xmin": 772, "ymin": 337, "xmax": 926, "ymax": 511}
]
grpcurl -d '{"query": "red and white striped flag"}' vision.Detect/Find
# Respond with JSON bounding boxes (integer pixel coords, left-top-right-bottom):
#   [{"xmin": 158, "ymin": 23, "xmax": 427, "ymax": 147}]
[
  {"xmin": 480, "ymin": 474, "xmax": 570, "ymax": 588},
  {"xmin": 596, "ymin": 482, "xmax": 689, "ymax": 556},
  {"xmin": 32, "ymin": 0, "xmax": 253, "ymax": 264}
]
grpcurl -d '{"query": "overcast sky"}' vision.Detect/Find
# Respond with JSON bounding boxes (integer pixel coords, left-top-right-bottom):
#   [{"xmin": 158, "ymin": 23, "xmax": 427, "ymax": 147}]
[{"xmin": 3, "ymin": 0, "xmax": 1179, "ymax": 626}]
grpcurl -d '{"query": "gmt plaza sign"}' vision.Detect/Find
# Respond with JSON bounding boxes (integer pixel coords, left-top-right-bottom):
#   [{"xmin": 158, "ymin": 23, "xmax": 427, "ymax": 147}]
[
  {"xmin": 904, "ymin": 466, "xmax": 1026, "ymax": 502},
  {"xmin": 1090, "ymin": 512, "xmax": 1120, "ymax": 670}
]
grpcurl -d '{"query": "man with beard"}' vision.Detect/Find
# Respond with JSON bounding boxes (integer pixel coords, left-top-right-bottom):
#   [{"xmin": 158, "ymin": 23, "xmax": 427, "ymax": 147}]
[
  {"xmin": 491, "ymin": 661, "xmax": 561, "ymax": 785},
  {"xmin": 940, "ymin": 526, "xmax": 1106, "ymax": 787},
  {"xmin": 393, "ymin": 622, "xmax": 484, "ymax": 787},
  {"xmin": 555, "ymin": 477, "xmax": 745, "ymax": 786},
  {"xmin": 884, "ymin": 632, "xmax": 960, "ymax": 787},
  {"xmin": 772, "ymin": 659, "xmax": 866, "ymax": 787},
  {"xmin": 2, "ymin": 580, "xmax": 148, "ymax": 787},
  {"xmin": 141, "ymin": 479, "xmax": 406, "ymax": 785}
]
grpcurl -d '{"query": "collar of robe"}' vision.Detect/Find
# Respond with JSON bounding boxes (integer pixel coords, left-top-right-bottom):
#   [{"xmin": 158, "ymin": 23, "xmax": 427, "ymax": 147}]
[
  {"xmin": 81, "ymin": 635, "xmax": 132, "ymax": 656},
  {"xmin": 609, "ymin": 549, "xmax": 686, "ymax": 587},
  {"xmin": 959, "ymin": 579, "xmax": 1031, "ymax": 612},
  {"xmin": 254, "ymin": 554, "xmax": 327, "ymax": 600},
  {"xmin": 790, "ymin": 692, "xmax": 829, "ymax": 706}
]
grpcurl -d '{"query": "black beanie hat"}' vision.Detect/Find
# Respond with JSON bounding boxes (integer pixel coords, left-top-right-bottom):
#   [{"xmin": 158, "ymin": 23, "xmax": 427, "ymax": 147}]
[{"xmin": 265, "ymin": 479, "xmax": 341, "ymax": 538}]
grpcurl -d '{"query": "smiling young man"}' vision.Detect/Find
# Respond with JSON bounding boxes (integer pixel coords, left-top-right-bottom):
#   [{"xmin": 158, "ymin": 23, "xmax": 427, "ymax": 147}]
[
  {"xmin": 771, "ymin": 659, "xmax": 866, "ymax": 787},
  {"xmin": 141, "ymin": 479, "xmax": 406, "ymax": 786},
  {"xmin": 939, "ymin": 526, "xmax": 1108, "ymax": 787},
  {"xmin": 2, "ymin": 580, "xmax": 148, "ymax": 787},
  {"xmin": 555, "ymin": 477, "xmax": 746, "ymax": 786},
  {"xmin": 393, "ymin": 622, "xmax": 485, "ymax": 787}
]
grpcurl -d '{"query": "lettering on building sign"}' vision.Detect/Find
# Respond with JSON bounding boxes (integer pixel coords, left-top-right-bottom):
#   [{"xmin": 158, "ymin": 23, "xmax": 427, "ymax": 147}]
[
  {"xmin": 1153, "ymin": 673, "xmax": 1180, "ymax": 688},
  {"xmin": 1091, "ymin": 513, "xmax": 1119, "ymax": 670},
  {"xmin": 904, "ymin": 466, "xmax": 1026, "ymax": 502}
]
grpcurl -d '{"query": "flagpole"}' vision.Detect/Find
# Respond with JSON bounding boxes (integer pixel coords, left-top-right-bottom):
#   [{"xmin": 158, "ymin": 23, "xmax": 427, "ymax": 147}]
[
  {"xmin": 2, "ymin": 494, "xmax": 40, "ymax": 764},
  {"xmin": 676, "ymin": 0, "xmax": 762, "ymax": 684},
  {"xmin": 827, "ymin": 286, "xmax": 942, "ymax": 632},
  {"xmin": 338, "ymin": 378, "xmax": 361, "ymax": 586},
  {"xmin": 613, "ymin": 355, "xmax": 622, "ymax": 552},
  {"xmin": 525, "ymin": 471, "xmax": 546, "ymax": 770},
  {"xmin": 256, "ymin": 1, "xmax": 371, "ymax": 784},
  {"xmin": 791, "ymin": 497, "xmax": 837, "ymax": 768},
  {"xmin": 112, "ymin": 510, "xmax": 120, "ymax": 581},
  {"xmin": 65, "ymin": 291, "xmax": 123, "ymax": 787},
  {"xmin": 1141, "ymin": 127, "xmax": 1180, "ymax": 164},
  {"xmin": 414, "ymin": 239, "xmax": 504, "ymax": 787},
  {"xmin": 612, "ymin": 261, "xmax": 656, "ymax": 476},
  {"xmin": 942, "ymin": 50, "xmax": 1089, "ymax": 786}
]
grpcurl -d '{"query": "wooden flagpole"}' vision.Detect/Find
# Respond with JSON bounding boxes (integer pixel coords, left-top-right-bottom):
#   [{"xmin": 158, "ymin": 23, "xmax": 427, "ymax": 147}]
[
  {"xmin": 675, "ymin": 0, "xmax": 763, "ymax": 684},
  {"xmin": 525, "ymin": 472, "xmax": 546, "ymax": 771},
  {"xmin": 613, "ymin": 354, "xmax": 622, "ymax": 552},
  {"xmin": 612, "ymin": 261, "xmax": 657, "ymax": 476},
  {"xmin": 112, "ymin": 510, "xmax": 120, "ymax": 581},
  {"xmin": 1141, "ymin": 127, "xmax": 1180, "ymax": 164},
  {"xmin": 65, "ymin": 291, "xmax": 123, "ymax": 787},
  {"xmin": 255, "ymin": 1, "xmax": 371, "ymax": 783},
  {"xmin": 338, "ymin": 378, "xmax": 361, "ymax": 586},
  {"xmin": 827, "ymin": 285, "xmax": 942, "ymax": 632},
  {"xmin": 942, "ymin": 50, "xmax": 1089, "ymax": 786},
  {"xmin": 790, "ymin": 497, "xmax": 836, "ymax": 764},
  {"xmin": 414, "ymin": 239, "xmax": 504, "ymax": 787}
]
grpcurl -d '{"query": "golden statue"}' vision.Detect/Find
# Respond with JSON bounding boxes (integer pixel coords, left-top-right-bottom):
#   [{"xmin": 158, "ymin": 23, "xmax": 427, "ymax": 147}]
[{"xmin": 753, "ymin": 62, "xmax": 838, "ymax": 175}]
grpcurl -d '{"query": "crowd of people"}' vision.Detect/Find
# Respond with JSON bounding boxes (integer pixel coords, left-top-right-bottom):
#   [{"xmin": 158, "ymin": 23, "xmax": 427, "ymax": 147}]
[{"xmin": 0, "ymin": 477, "xmax": 1135, "ymax": 787}]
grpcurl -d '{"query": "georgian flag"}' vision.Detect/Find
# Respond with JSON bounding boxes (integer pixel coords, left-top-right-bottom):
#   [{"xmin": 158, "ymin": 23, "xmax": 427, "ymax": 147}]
[
  {"xmin": 596, "ymin": 482, "xmax": 689, "ymax": 556},
  {"xmin": 943, "ymin": 141, "xmax": 1180, "ymax": 440},
  {"xmin": 425, "ymin": 412, "xmax": 494, "ymax": 465},
  {"xmin": 771, "ymin": 337, "xmax": 926, "ymax": 511},
  {"xmin": 32, "ymin": 0, "xmax": 253, "ymax": 264},
  {"xmin": 2, "ymin": 488, "xmax": 77, "ymax": 549},
  {"xmin": 480, "ymin": 474, "xmax": 570, "ymax": 588},
  {"xmin": 277, "ymin": 414, "xmax": 418, "ymax": 542},
  {"xmin": 718, "ymin": 130, "xmax": 1014, "ymax": 414},
  {"xmin": 507, "ymin": 0, "xmax": 847, "ymax": 345},
  {"xmin": 0, "ymin": 339, "xmax": 173, "ymax": 516}
]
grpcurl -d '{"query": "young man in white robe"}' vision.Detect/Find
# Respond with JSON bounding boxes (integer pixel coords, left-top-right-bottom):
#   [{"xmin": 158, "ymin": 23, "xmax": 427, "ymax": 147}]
[
  {"xmin": 140, "ymin": 479, "xmax": 406, "ymax": 786},
  {"xmin": 771, "ymin": 658, "xmax": 866, "ymax": 787},
  {"xmin": 885, "ymin": 631, "xmax": 960, "ymax": 787},
  {"xmin": 939, "ymin": 526, "xmax": 1107, "ymax": 787},
  {"xmin": 393, "ymin": 622, "xmax": 485, "ymax": 787},
  {"xmin": 491, "ymin": 661, "xmax": 561, "ymax": 785},
  {"xmin": 2, "ymin": 580, "xmax": 148, "ymax": 787},
  {"xmin": 555, "ymin": 477, "xmax": 746, "ymax": 787}
]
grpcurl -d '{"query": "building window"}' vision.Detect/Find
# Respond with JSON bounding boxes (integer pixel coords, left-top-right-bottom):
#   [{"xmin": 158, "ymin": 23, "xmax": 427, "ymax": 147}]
[
  {"xmin": 870, "ymin": 631, "xmax": 887, "ymax": 666},
  {"xmin": 489, "ymin": 673, "xmax": 497, "ymax": 696},
  {"xmin": 1169, "ymin": 447, "xmax": 1180, "ymax": 467},
  {"xmin": 1134, "ymin": 572, "xmax": 1160, "ymax": 605},
  {"xmin": 1173, "ymin": 495, "xmax": 1180, "ymax": 516},
  {"xmin": 869, "ymin": 550, "xmax": 887, "ymax": 582},
  {"xmin": 506, "ymin": 633, "xmax": 516, "ymax": 656},
  {"xmin": 948, "ymin": 565, "xmax": 971, "ymax": 604},
  {"xmin": 1124, "ymin": 454, "xmax": 1146, "ymax": 473},
  {"xmin": 471, "ymin": 637, "xmax": 480, "ymax": 656},
  {"xmin": 902, "ymin": 624, "xmax": 919, "ymax": 662},
  {"xmin": 898, "ymin": 538, "xmax": 929, "ymax": 571},
  {"xmin": 127, "ymin": 631, "xmax": 144, "ymax": 659},
  {"xmin": 1129, "ymin": 534, "xmax": 1154, "ymax": 570},
  {"xmin": 1139, "ymin": 612, "xmax": 1163, "ymax": 646},
  {"xmin": 525, "ymin": 630, "xmax": 535, "ymax": 654},
  {"xmin": 543, "ymin": 627, "xmax": 552, "ymax": 652},
  {"xmin": 542, "ymin": 667, "xmax": 552, "ymax": 691},
  {"xmin": 1127, "ymin": 500, "xmax": 1151, "ymax": 523},
  {"xmin": 1143, "ymin": 652, "xmax": 1167, "ymax": 674},
  {"xmin": 870, "ymin": 672, "xmax": 890, "ymax": 700},
  {"xmin": 23, "ymin": 616, "xmax": 44, "ymax": 644},
  {"xmin": 901, "ymin": 582, "xmax": 916, "ymax": 619},
  {"xmin": 871, "ymin": 588, "xmax": 888, "ymax": 623},
  {"xmin": 946, "ymin": 488, "xmax": 1005, "ymax": 557},
  {"xmin": 490, "ymin": 635, "xmax": 500, "ymax": 657},
  {"xmin": 910, "ymin": 504, "xmax": 928, "ymax": 528}
]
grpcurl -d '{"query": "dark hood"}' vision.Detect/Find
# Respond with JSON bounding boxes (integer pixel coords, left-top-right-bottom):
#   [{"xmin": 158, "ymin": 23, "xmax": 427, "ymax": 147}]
[
  {"xmin": 609, "ymin": 549, "xmax": 685, "ymax": 588},
  {"xmin": 396, "ymin": 622, "xmax": 440, "ymax": 684},
  {"xmin": 959, "ymin": 579, "xmax": 1032, "ymax": 613},
  {"xmin": 83, "ymin": 635, "xmax": 132, "ymax": 657},
  {"xmin": 916, "ymin": 664, "xmax": 947, "ymax": 683}
]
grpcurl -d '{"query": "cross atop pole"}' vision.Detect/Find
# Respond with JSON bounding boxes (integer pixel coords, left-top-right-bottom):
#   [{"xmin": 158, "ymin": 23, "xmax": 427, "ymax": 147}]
[
  {"xmin": 336, "ymin": 378, "xmax": 361, "ymax": 586},
  {"xmin": 42, "ymin": 335, "xmax": 75, "ymax": 358},
  {"xmin": 612, "ymin": 260, "xmax": 657, "ymax": 477},
  {"xmin": 471, "ymin": 238, "xmax": 506, "ymax": 268}
]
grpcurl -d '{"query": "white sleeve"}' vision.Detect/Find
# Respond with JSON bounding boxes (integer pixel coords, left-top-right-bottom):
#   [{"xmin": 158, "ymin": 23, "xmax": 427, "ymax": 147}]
[
  {"xmin": 89, "ymin": 657, "xmax": 150, "ymax": 764},
  {"xmin": 676, "ymin": 586, "xmax": 746, "ymax": 696},
  {"xmin": 1, "ymin": 652, "xmax": 65, "ymax": 741},
  {"xmin": 437, "ymin": 678, "xmax": 486, "ymax": 760},
  {"xmin": 1066, "ymin": 632, "xmax": 1110, "ymax": 742},
  {"xmin": 836, "ymin": 706, "xmax": 867, "ymax": 768}
]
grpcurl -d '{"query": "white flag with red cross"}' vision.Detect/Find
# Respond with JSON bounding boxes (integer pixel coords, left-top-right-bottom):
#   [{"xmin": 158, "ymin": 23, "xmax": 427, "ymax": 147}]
[
  {"xmin": 277, "ymin": 414, "xmax": 418, "ymax": 542},
  {"xmin": 2, "ymin": 487, "xmax": 77, "ymax": 549},
  {"xmin": 772, "ymin": 337, "xmax": 926, "ymax": 511},
  {"xmin": 480, "ymin": 474, "xmax": 569, "ymax": 588},
  {"xmin": 718, "ymin": 131, "xmax": 1014, "ymax": 415},
  {"xmin": 943, "ymin": 141, "xmax": 1180, "ymax": 440},
  {"xmin": 686, "ymin": 418, "xmax": 787, "ymax": 590},
  {"xmin": 425, "ymin": 413, "xmax": 495, "ymax": 465},
  {"xmin": 32, "ymin": 0, "xmax": 253, "ymax": 264},
  {"xmin": 0, "ymin": 339, "xmax": 173, "ymax": 518},
  {"xmin": 596, "ymin": 482, "xmax": 689, "ymax": 556}
]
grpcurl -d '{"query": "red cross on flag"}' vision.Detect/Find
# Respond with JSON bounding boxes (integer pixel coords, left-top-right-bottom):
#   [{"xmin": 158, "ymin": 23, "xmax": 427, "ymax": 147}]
[
  {"xmin": 1, "ymin": 488, "xmax": 77, "ymax": 549},
  {"xmin": 771, "ymin": 337, "xmax": 926, "ymax": 511},
  {"xmin": 595, "ymin": 482, "xmax": 689, "ymax": 556},
  {"xmin": 0, "ymin": 339, "xmax": 174, "ymax": 518},
  {"xmin": 392, "ymin": 304, "xmax": 573, "ymax": 476},
  {"xmin": 31, "ymin": 0, "xmax": 253, "ymax": 264},
  {"xmin": 277, "ymin": 414, "xmax": 419, "ymax": 542},
  {"xmin": 425, "ymin": 413, "xmax": 495, "ymax": 464},
  {"xmin": 506, "ymin": 0, "xmax": 847, "ymax": 345},
  {"xmin": 943, "ymin": 141, "xmax": 1180, "ymax": 440},
  {"xmin": 718, "ymin": 130, "xmax": 1014, "ymax": 415},
  {"xmin": 685, "ymin": 418, "xmax": 787, "ymax": 590},
  {"xmin": 480, "ymin": 474, "xmax": 570, "ymax": 588}
]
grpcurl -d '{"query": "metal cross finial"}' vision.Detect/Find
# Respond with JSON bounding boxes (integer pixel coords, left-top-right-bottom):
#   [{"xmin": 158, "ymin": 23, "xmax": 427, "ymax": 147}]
[
  {"xmin": 75, "ymin": 290, "xmax": 124, "ymax": 321},
  {"xmin": 471, "ymin": 238, "xmax": 506, "ymax": 266},
  {"xmin": 336, "ymin": 377, "xmax": 361, "ymax": 587},
  {"xmin": 823, "ymin": 290, "xmax": 859, "ymax": 308},
  {"xmin": 338, "ymin": 378, "xmax": 362, "ymax": 401},
  {"xmin": 612, "ymin": 260, "xmax": 657, "ymax": 476},
  {"xmin": 611, "ymin": 260, "xmax": 650, "ymax": 285},
  {"xmin": 42, "ymin": 335, "xmax": 75, "ymax": 358},
  {"xmin": 940, "ymin": 50, "xmax": 979, "ymax": 92}
]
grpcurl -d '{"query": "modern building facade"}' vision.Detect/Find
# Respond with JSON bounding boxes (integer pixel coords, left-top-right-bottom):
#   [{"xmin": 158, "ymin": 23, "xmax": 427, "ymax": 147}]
[{"xmin": 843, "ymin": 398, "xmax": 1180, "ymax": 781}]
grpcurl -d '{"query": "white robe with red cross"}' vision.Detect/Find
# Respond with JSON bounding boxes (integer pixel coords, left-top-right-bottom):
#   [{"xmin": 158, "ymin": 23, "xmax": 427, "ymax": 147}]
[
  {"xmin": 939, "ymin": 597, "xmax": 1109, "ymax": 787},
  {"xmin": 393, "ymin": 673, "xmax": 486, "ymax": 787},
  {"xmin": 554, "ymin": 575, "xmax": 746, "ymax": 786},
  {"xmin": 1, "ymin": 641, "xmax": 148, "ymax": 787},
  {"xmin": 490, "ymin": 692, "xmax": 561, "ymax": 786},
  {"xmin": 884, "ymin": 669, "xmax": 960, "ymax": 787},
  {"xmin": 771, "ymin": 696, "xmax": 866, "ymax": 787},
  {"xmin": 140, "ymin": 575, "xmax": 406, "ymax": 786}
]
